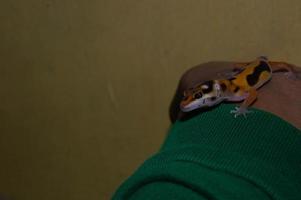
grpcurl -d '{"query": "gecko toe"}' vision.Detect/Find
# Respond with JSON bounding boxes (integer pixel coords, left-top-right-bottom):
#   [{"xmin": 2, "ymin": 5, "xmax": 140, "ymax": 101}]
[{"xmin": 230, "ymin": 107, "xmax": 253, "ymax": 118}]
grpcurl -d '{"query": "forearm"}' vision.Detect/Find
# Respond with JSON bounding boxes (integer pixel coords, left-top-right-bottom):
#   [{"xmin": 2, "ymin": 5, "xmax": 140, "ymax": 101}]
[{"xmin": 113, "ymin": 104, "xmax": 301, "ymax": 199}]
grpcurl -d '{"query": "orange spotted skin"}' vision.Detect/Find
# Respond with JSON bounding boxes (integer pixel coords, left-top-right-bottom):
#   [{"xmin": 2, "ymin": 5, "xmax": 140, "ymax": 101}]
[
  {"xmin": 180, "ymin": 57, "xmax": 296, "ymax": 117},
  {"xmin": 230, "ymin": 58, "xmax": 272, "ymax": 91}
]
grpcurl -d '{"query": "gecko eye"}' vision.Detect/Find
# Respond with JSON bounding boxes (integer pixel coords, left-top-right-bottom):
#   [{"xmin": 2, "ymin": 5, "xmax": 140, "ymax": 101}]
[{"xmin": 194, "ymin": 93, "xmax": 202, "ymax": 99}]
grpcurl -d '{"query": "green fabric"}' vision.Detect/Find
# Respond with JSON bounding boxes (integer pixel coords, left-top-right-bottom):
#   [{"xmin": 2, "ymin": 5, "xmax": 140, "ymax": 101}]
[{"xmin": 112, "ymin": 104, "xmax": 301, "ymax": 200}]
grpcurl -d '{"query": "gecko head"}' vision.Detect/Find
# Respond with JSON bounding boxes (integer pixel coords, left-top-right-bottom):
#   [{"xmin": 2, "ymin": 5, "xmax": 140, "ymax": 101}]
[{"xmin": 180, "ymin": 80, "xmax": 224, "ymax": 112}]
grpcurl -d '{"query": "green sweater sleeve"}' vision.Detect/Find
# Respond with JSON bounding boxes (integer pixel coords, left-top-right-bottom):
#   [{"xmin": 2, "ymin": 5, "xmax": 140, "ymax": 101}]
[{"xmin": 112, "ymin": 104, "xmax": 301, "ymax": 200}]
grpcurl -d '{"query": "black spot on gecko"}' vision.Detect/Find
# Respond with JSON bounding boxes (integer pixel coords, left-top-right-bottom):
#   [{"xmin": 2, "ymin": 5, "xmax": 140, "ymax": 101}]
[
  {"xmin": 246, "ymin": 61, "xmax": 271, "ymax": 86},
  {"xmin": 233, "ymin": 86, "xmax": 240, "ymax": 93},
  {"xmin": 220, "ymin": 83, "xmax": 227, "ymax": 91},
  {"xmin": 201, "ymin": 80, "xmax": 213, "ymax": 93}
]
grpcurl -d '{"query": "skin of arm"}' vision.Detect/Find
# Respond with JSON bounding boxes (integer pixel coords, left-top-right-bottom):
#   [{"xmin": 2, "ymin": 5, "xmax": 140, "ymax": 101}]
[{"xmin": 169, "ymin": 60, "xmax": 301, "ymax": 130}]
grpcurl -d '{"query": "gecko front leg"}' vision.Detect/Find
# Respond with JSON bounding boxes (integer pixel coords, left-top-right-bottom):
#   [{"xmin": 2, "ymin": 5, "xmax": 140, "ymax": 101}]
[
  {"xmin": 230, "ymin": 106, "xmax": 253, "ymax": 118},
  {"xmin": 230, "ymin": 89, "xmax": 257, "ymax": 118}
]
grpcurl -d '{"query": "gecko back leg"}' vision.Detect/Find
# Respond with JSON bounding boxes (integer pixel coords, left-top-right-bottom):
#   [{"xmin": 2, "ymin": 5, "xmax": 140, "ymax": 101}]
[{"xmin": 269, "ymin": 61, "xmax": 300, "ymax": 79}]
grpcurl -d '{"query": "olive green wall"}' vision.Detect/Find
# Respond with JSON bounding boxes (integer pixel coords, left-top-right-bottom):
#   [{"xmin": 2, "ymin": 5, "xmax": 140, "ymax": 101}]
[{"xmin": 1, "ymin": 0, "xmax": 301, "ymax": 199}]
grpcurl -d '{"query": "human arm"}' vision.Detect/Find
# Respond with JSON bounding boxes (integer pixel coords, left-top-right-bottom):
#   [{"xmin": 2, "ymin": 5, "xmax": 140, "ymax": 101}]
[
  {"xmin": 169, "ymin": 61, "xmax": 301, "ymax": 129},
  {"xmin": 113, "ymin": 61, "xmax": 301, "ymax": 200}
]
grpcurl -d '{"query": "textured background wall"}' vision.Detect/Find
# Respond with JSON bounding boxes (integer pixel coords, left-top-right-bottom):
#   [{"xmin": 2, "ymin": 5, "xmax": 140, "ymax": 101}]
[{"xmin": 1, "ymin": 0, "xmax": 301, "ymax": 199}]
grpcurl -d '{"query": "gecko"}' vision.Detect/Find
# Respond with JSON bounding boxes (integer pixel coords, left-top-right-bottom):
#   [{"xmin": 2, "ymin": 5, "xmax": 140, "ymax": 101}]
[{"xmin": 180, "ymin": 56, "xmax": 298, "ymax": 117}]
